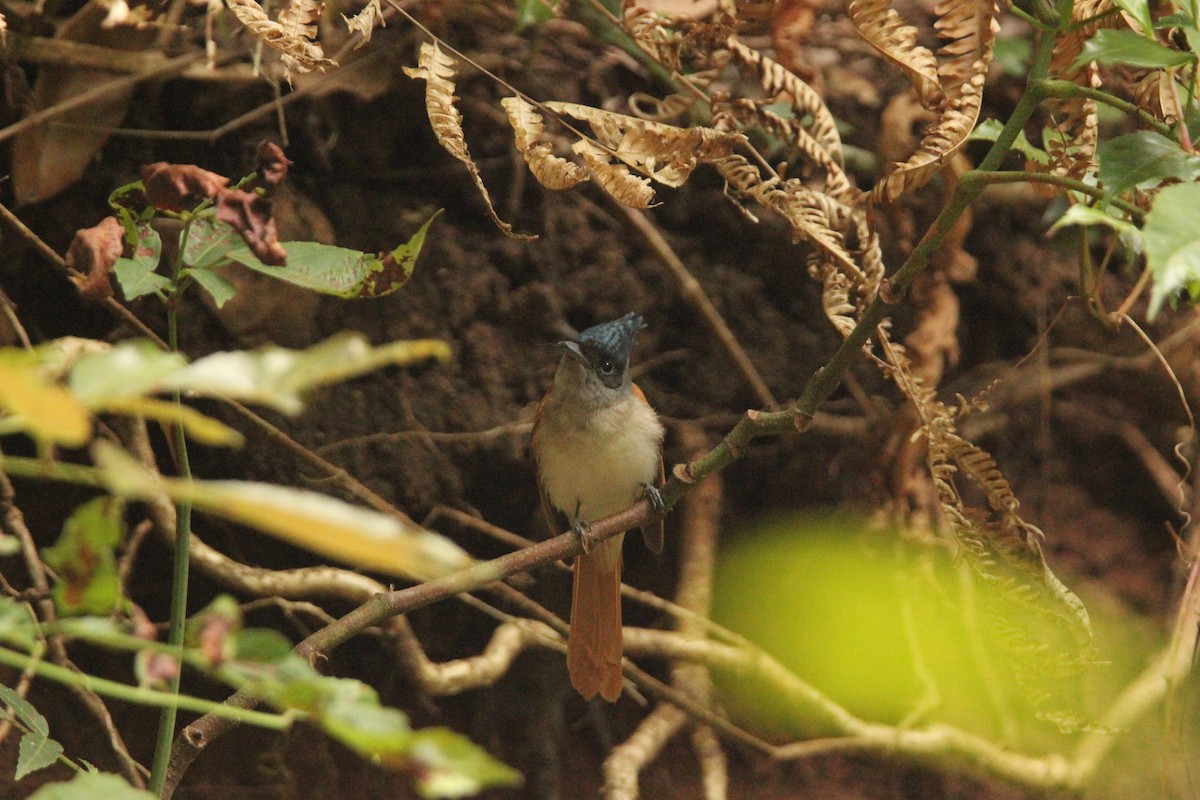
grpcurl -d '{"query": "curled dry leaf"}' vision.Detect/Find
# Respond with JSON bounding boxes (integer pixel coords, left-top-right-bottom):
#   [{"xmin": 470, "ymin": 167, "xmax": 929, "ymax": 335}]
[
  {"xmin": 65, "ymin": 216, "xmax": 126, "ymax": 300},
  {"xmin": 544, "ymin": 101, "xmax": 743, "ymax": 188},
  {"xmin": 866, "ymin": 0, "xmax": 998, "ymax": 204},
  {"xmin": 573, "ymin": 139, "xmax": 656, "ymax": 208},
  {"xmin": 140, "ymin": 162, "xmax": 229, "ymax": 211},
  {"xmin": 225, "ymin": 0, "xmax": 337, "ymax": 79},
  {"xmin": 726, "ymin": 37, "xmax": 844, "ymax": 168},
  {"xmin": 255, "ymin": 140, "xmax": 292, "ymax": 190},
  {"xmin": 848, "ymin": 0, "xmax": 944, "ymax": 109},
  {"xmin": 342, "ymin": 0, "xmax": 383, "ymax": 47},
  {"xmin": 500, "ymin": 96, "xmax": 590, "ymax": 191},
  {"xmin": 215, "ymin": 189, "xmax": 288, "ymax": 266},
  {"xmin": 403, "ymin": 41, "xmax": 532, "ymax": 239}
]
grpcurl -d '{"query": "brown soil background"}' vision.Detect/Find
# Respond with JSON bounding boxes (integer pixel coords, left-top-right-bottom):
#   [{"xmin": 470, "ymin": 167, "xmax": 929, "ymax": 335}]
[{"xmin": 0, "ymin": 3, "xmax": 1197, "ymax": 799}]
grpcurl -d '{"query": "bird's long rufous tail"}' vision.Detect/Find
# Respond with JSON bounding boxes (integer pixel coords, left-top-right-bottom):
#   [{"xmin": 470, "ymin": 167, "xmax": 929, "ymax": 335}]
[{"xmin": 567, "ymin": 535, "xmax": 624, "ymax": 701}]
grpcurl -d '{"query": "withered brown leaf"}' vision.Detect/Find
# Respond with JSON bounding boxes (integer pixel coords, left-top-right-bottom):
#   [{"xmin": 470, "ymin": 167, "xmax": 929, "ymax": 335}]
[
  {"xmin": 66, "ymin": 215, "xmax": 126, "ymax": 300},
  {"xmin": 140, "ymin": 162, "xmax": 230, "ymax": 212},
  {"xmin": 215, "ymin": 189, "xmax": 288, "ymax": 266}
]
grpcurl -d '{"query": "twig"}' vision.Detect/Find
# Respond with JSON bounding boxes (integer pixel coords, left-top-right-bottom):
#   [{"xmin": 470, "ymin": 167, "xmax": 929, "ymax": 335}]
[
  {"xmin": 0, "ymin": 52, "xmax": 202, "ymax": 146},
  {"xmin": 615, "ymin": 204, "xmax": 779, "ymax": 409},
  {"xmin": 0, "ymin": 201, "xmax": 167, "ymax": 348},
  {"xmin": 0, "ymin": 463, "xmax": 147, "ymax": 785}
]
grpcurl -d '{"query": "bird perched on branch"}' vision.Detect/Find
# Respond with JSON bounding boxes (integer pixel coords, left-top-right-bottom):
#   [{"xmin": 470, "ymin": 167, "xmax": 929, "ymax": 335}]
[{"xmin": 531, "ymin": 313, "xmax": 666, "ymax": 701}]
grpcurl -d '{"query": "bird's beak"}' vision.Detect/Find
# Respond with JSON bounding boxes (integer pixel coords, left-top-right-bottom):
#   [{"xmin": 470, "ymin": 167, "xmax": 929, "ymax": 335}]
[{"xmin": 559, "ymin": 341, "xmax": 587, "ymax": 364}]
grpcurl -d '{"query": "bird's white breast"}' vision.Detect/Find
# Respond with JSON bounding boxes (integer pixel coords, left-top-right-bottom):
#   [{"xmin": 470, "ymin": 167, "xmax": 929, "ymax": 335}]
[{"xmin": 534, "ymin": 391, "xmax": 663, "ymax": 524}]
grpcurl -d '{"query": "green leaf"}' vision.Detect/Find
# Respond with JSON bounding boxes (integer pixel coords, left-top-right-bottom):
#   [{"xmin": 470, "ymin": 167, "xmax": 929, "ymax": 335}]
[
  {"xmin": 970, "ymin": 119, "xmax": 1048, "ymax": 164},
  {"xmin": 1097, "ymin": 131, "xmax": 1200, "ymax": 200},
  {"xmin": 1048, "ymin": 204, "xmax": 1144, "ymax": 252},
  {"xmin": 182, "ymin": 267, "xmax": 236, "ymax": 308},
  {"xmin": 234, "ymin": 628, "xmax": 296, "ymax": 663},
  {"xmin": 160, "ymin": 333, "xmax": 452, "ymax": 415},
  {"xmin": 226, "ymin": 210, "xmax": 442, "ymax": 298},
  {"xmin": 42, "ymin": 497, "xmax": 126, "ymax": 616},
  {"xmin": 182, "ymin": 216, "xmax": 242, "ymax": 270},
  {"xmin": 17, "ymin": 732, "xmax": 64, "ymax": 780},
  {"xmin": 515, "ymin": 0, "xmax": 558, "ymax": 29},
  {"xmin": 408, "ymin": 728, "xmax": 522, "ymax": 798},
  {"xmin": 68, "ymin": 340, "xmax": 187, "ymax": 407},
  {"xmin": 1144, "ymin": 183, "xmax": 1200, "ymax": 318},
  {"xmin": 316, "ymin": 680, "xmax": 413, "ymax": 760},
  {"xmin": 1111, "ymin": 0, "xmax": 1154, "ymax": 35},
  {"xmin": 92, "ymin": 441, "xmax": 473, "ymax": 581},
  {"xmin": 27, "ymin": 771, "xmax": 157, "ymax": 799},
  {"xmin": 112, "ymin": 224, "xmax": 167, "ymax": 301},
  {"xmin": 0, "ymin": 683, "xmax": 50, "ymax": 735},
  {"xmin": 1073, "ymin": 29, "xmax": 1195, "ymax": 70}
]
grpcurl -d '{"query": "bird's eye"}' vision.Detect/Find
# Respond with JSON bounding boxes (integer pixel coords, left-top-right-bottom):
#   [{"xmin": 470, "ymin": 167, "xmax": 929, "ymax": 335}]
[{"xmin": 599, "ymin": 360, "xmax": 616, "ymax": 375}]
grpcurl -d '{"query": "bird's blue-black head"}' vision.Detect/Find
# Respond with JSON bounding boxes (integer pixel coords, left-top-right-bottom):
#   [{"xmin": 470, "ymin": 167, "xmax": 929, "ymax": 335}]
[{"xmin": 565, "ymin": 313, "xmax": 645, "ymax": 390}]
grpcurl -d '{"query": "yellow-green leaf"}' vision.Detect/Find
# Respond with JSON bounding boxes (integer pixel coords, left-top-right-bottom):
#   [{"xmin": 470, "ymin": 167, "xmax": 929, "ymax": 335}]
[
  {"xmin": 0, "ymin": 351, "xmax": 91, "ymax": 446},
  {"xmin": 97, "ymin": 397, "xmax": 245, "ymax": 447}
]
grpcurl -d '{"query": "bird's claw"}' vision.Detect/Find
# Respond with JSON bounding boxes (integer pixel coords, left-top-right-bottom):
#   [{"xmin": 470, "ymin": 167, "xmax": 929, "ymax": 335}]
[
  {"xmin": 572, "ymin": 519, "xmax": 598, "ymax": 553},
  {"xmin": 642, "ymin": 483, "xmax": 666, "ymax": 515}
]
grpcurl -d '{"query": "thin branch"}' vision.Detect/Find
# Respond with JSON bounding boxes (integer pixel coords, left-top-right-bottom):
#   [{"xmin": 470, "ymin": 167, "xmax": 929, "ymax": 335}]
[{"xmin": 616, "ymin": 204, "xmax": 779, "ymax": 409}]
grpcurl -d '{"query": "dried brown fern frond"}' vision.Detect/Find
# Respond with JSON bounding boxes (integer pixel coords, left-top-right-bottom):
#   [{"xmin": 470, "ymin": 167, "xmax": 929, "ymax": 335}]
[
  {"xmin": 1036, "ymin": 0, "xmax": 1114, "ymax": 185},
  {"xmin": 226, "ymin": 0, "xmax": 336, "ymax": 79},
  {"xmin": 726, "ymin": 37, "xmax": 843, "ymax": 165},
  {"xmin": 573, "ymin": 139, "xmax": 657, "ymax": 208},
  {"xmin": 868, "ymin": 0, "xmax": 997, "ymax": 204},
  {"xmin": 544, "ymin": 102, "xmax": 743, "ymax": 189},
  {"xmin": 501, "ymin": 96, "xmax": 591, "ymax": 191},
  {"xmin": 342, "ymin": 0, "xmax": 383, "ymax": 46},
  {"xmin": 403, "ymin": 42, "xmax": 532, "ymax": 239},
  {"xmin": 847, "ymin": 0, "xmax": 944, "ymax": 109}
]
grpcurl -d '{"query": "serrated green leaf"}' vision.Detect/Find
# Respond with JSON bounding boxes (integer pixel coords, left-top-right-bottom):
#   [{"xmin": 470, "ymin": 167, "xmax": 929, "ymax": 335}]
[
  {"xmin": 182, "ymin": 216, "xmax": 242, "ymax": 270},
  {"xmin": 225, "ymin": 210, "xmax": 441, "ymax": 298},
  {"xmin": 0, "ymin": 683, "xmax": 49, "ymax": 735},
  {"xmin": 183, "ymin": 267, "xmax": 237, "ymax": 308},
  {"xmin": 0, "ymin": 350, "xmax": 92, "ymax": 446},
  {"xmin": 409, "ymin": 728, "xmax": 522, "ymax": 798},
  {"xmin": 1098, "ymin": 131, "xmax": 1200, "ymax": 200},
  {"xmin": 112, "ymin": 224, "xmax": 167, "ymax": 301},
  {"xmin": 1145, "ymin": 183, "xmax": 1200, "ymax": 319},
  {"xmin": 970, "ymin": 119, "xmax": 1048, "ymax": 164},
  {"xmin": 17, "ymin": 732, "xmax": 64, "ymax": 780},
  {"xmin": 112, "ymin": 258, "xmax": 171, "ymax": 300},
  {"xmin": 1048, "ymin": 204, "xmax": 1144, "ymax": 252},
  {"xmin": 1112, "ymin": 0, "xmax": 1153, "ymax": 35},
  {"xmin": 42, "ymin": 497, "xmax": 125, "ymax": 616},
  {"xmin": 1073, "ymin": 29, "xmax": 1195, "ymax": 70},
  {"xmin": 27, "ymin": 771, "xmax": 157, "ymax": 799}
]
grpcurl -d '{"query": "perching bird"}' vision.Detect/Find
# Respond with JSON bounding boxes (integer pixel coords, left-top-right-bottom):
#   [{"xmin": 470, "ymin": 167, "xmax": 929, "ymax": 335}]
[{"xmin": 530, "ymin": 313, "xmax": 666, "ymax": 701}]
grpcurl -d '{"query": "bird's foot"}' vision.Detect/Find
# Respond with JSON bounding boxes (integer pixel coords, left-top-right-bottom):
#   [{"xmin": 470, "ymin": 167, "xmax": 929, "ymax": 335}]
[
  {"xmin": 572, "ymin": 519, "xmax": 598, "ymax": 553},
  {"xmin": 642, "ymin": 483, "xmax": 666, "ymax": 515}
]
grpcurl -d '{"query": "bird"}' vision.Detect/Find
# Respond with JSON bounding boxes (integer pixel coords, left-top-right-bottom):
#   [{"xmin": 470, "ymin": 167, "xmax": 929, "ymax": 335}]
[{"xmin": 530, "ymin": 313, "xmax": 666, "ymax": 701}]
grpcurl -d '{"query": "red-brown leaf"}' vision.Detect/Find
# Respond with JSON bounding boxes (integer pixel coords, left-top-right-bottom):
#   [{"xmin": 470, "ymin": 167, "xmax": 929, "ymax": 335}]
[
  {"xmin": 255, "ymin": 141, "xmax": 292, "ymax": 189},
  {"xmin": 140, "ymin": 162, "xmax": 230, "ymax": 212},
  {"xmin": 215, "ymin": 189, "xmax": 288, "ymax": 266},
  {"xmin": 65, "ymin": 216, "xmax": 126, "ymax": 300}
]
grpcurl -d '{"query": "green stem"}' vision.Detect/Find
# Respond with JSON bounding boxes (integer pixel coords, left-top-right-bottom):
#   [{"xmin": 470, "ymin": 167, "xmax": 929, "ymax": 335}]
[
  {"xmin": 149, "ymin": 259, "xmax": 196, "ymax": 797},
  {"xmin": 1034, "ymin": 79, "xmax": 1175, "ymax": 139},
  {"xmin": 969, "ymin": 170, "xmax": 1146, "ymax": 221},
  {"xmin": 0, "ymin": 646, "xmax": 290, "ymax": 729}
]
